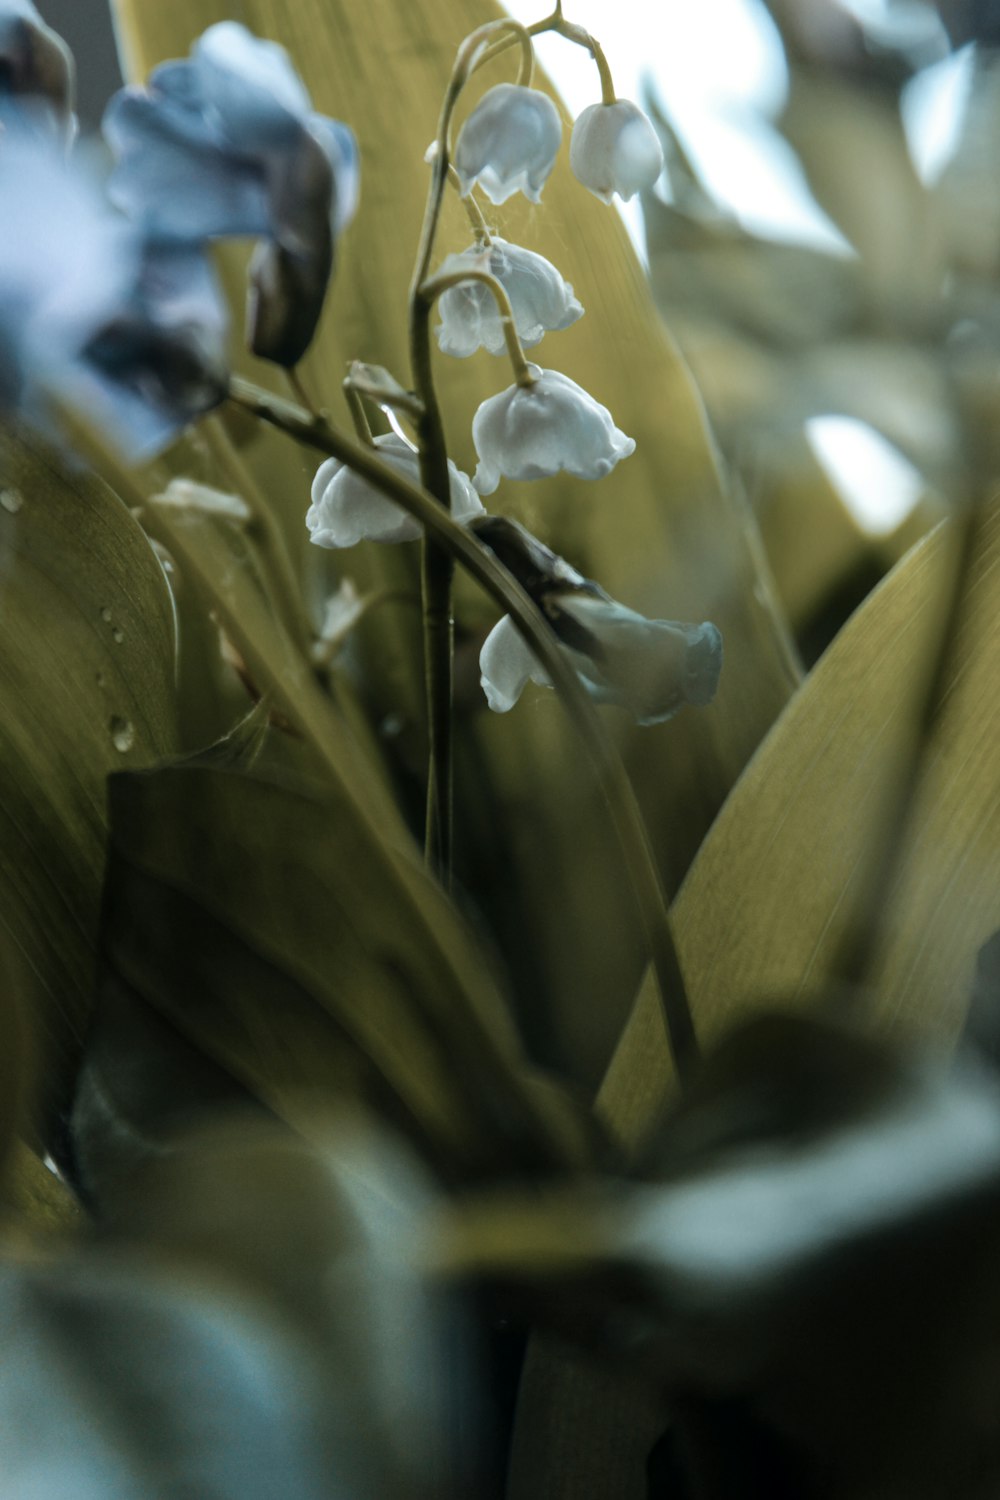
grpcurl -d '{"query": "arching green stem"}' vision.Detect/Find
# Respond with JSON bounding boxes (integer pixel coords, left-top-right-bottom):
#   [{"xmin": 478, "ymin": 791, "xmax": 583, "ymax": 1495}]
[
  {"xmin": 420, "ymin": 267, "xmax": 537, "ymax": 387},
  {"xmin": 479, "ymin": 9, "xmax": 616, "ymax": 105},
  {"xmin": 228, "ymin": 374, "xmax": 699, "ymax": 1080}
]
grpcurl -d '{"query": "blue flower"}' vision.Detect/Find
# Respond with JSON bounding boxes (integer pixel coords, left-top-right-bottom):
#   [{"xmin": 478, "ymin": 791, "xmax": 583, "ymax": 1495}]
[
  {"xmin": 0, "ymin": 0, "xmax": 75, "ymax": 144},
  {"xmin": 0, "ymin": 137, "xmax": 228, "ymax": 459},
  {"xmin": 103, "ymin": 21, "xmax": 359, "ymax": 366}
]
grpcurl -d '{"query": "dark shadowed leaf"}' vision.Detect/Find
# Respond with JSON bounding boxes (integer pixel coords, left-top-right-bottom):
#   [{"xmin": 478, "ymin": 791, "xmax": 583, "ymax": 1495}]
[
  {"xmin": 84, "ymin": 761, "xmax": 586, "ymax": 1192},
  {"xmin": 0, "ymin": 424, "xmax": 176, "ymax": 1137}
]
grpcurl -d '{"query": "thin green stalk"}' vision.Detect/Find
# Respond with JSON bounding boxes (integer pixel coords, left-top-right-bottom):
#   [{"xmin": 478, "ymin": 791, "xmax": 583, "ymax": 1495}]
[
  {"xmin": 478, "ymin": 8, "xmax": 616, "ymax": 103},
  {"xmin": 228, "ymin": 375, "xmax": 699, "ymax": 1079},
  {"xmin": 200, "ymin": 416, "xmax": 314, "ymax": 654},
  {"xmin": 342, "ymin": 380, "xmax": 376, "ymax": 445},
  {"xmin": 419, "ymin": 268, "xmax": 537, "ymax": 387},
  {"xmin": 409, "ymin": 15, "xmax": 538, "ymax": 888}
]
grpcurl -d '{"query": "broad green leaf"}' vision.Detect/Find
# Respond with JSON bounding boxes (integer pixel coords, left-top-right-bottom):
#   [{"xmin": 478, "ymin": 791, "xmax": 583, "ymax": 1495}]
[
  {"xmin": 111, "ymin": 0, "xmax": 799, "ymax": 1084},
  {"xmin": 0, "ymin": 424, "xmax": 176, "ymax": 1136},
  {"xmin": 89, "ymin": 761, "xmax": 585, "ymax": 1185},
  {"xmin": 509, "ymin": 499, "xmax": 1000, "ymax": 1498},
  {"xmin": 602, "ymin": 497, "xmax": 1000, "ymax": 1151}
]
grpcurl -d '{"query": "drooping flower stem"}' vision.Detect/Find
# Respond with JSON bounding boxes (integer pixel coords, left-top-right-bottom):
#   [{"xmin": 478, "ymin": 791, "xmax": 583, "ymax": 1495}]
[
  {"xmin": 408, "ymin": 16, "xmax": 537, "ymax": 886},
  {"xmin": 479, "ymin": 9, "xmax": 617, "ymax": 106},
  {"xmin": 228, "ymin": 374, "xmax": 700, "ymax": 1080},
  {"xmin": 419, "ymin": 268, "xmax": 538, "ymax": 388}
]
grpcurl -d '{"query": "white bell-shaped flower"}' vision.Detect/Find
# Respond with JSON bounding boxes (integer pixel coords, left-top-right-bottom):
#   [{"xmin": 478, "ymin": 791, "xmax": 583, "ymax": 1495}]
[
  {"xmin": 570, "ymin": 100, "xmax": 664, "ymax": 204},
  {"xmin": 472, "ymin": 365, "xmax": 634, "ymax": 496},
  {"xmin": 306, "ymin": 433, "xmax": 483, "ymax": 548},
  {"xmin": 480, "ymin": 597, "xmax": 722, "ymax": 725},
  {"xmin": 434, "ymin": 238, "xmax": 583, "ymax": 358},
  {"xmin": 453, "ymin": 83, "xmax": 562, "ymax": 205}
]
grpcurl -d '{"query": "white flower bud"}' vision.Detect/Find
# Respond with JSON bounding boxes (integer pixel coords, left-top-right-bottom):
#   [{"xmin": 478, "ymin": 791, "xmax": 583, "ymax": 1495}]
[
  {"xmin": 471, "ymin": 366, "xmax": 634, "ymax": 496},
  {"xmin": 454, "ymin": 83, "xmax": 562, "ymax": 206},
  {"xmin": 569, "ymin": 100, "xmax": 664, "ymax": 204},
  {"xmin": 480, "ymin": 600, "xmax": 722, "ymax": 724},
  {"xmin": 306, "ymin": 433, "xmax": 483, "ymax": 549},
  {"xmin": 434, "ymin": 238, "xmax": 583, "ymax": 358}
]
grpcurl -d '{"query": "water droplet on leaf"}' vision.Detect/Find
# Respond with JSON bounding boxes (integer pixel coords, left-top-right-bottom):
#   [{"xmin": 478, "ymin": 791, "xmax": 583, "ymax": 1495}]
[
  {"xmin": 100, "ymin": 606, "xmax": 113, "ymax": 624},
  {"xmin": 111, "ymin": 626, "xmax": 124, "ymax": 644},
  {"xmin": 0, "ymin": 488, "xmax": 23, "ymax": 514},
  {"xmin": 109, "ymin": 716, "xmax": 134, "ymax": 753}
]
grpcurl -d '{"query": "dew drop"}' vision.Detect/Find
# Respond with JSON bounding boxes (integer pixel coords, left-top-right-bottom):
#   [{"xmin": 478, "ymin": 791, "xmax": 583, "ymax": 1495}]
[
  {"xmin": 100, "ymin": 606, "xmax": 113, "ymax": 624},
  {"xmin": 0, "ymin": 487, "xmax": 23, "ymax": 515},
  {"xmin": 95, "ymin": 671, "xmax": 106, "ymax": 689},
  {"xmin": 111, "ymin": 626, "xmax": 124, "ymax": 644},
  {"xmin": 109, "ymin": 716, "xmax": 134, "ymax": 753}
]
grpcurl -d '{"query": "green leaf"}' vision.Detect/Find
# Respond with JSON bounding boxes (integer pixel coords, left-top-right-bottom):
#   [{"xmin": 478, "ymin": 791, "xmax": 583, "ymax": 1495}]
[
  {"xmin": 0, "ymin": 424, "xmax": 176, "ymax": 1136},
  {"xmin": 603, "ymin": 497, "xmax": 1000, "ymax": 1151},
  {"xmin": 85, "ymin": 761, "xmax": 584, "ymax": 1187}
]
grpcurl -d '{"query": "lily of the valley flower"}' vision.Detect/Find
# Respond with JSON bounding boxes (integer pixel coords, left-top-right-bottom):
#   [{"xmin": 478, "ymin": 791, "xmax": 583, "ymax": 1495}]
[
  {"xmin": 434, "ymin": 238, "xmax": 583, "ymax": 357},
  {"xmin": 481, "ymin": 597, "xmax": 722, "ymax": 724},
  {"xmin": 0, "ymin": 137, "xmax": 227, "ymax": 458},
  {"xmin": 472, "ymin": 365, "xmax": 634, "ymax": 496},
  {"xmin": 473, "ymin": 516, "xmax": 722, "ymax": 723},
  {"xmin": 570, "ymin": 100, "xmax": 664, "ymax": 204},
  {"xmin": 104, "ymin": 21, "xmax": 359, "ymax": 367},
  {"xmin": 0, "ymin": 0, "xmax": 75, "ymax": 144},
  {"xmin": 306, "ymin": 433, "xmax": 484, "ymax": 549},
  {"xmin": 453, "ymin": 83, "xmax": 562, "ymax": 205}
]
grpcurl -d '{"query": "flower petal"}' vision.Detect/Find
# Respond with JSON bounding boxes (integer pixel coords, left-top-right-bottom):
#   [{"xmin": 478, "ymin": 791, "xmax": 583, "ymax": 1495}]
[
  {"xmin": 306, "ymin": 434, "xmax": 483, "ymax": 549},
  {"xmin": 435, "ymin": 238, "xmax": 583, "ymax": 358},
  {"xmin": 570, "ymin": 100, "xmax": 664, "ymax": 205},
  {"xmin": 479, "ymin": 615, "xmax": 550, "ymax": 712},
  {"xmin": 472, "ymin": 366, "xmax": 634, "ymax": 494},
  {"xmin": 104, "ymin": 22, "xmax": 358, "ymax": 366},
  {"xmin": 454, "ymin": 83, "xmax": 562, "ymax": 206}
]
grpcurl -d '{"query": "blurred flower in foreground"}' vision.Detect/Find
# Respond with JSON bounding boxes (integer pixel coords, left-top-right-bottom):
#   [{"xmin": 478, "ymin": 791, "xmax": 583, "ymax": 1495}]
[
  {"xmin": 472, "ymin": 365, "xmax": 634, "ymax": 496},
  {"xmin": 473, "ymin": 516, "xmax": 722, "ymax": 722},
  {"xmin": 104, "ymin": 21, "xmax": 359, "ymax": 366},
  {"xmin": 306, "ymin": 433, "xmax": 484, "ymax": 548},
  {"xmin": 454, "ymin": 82, "xmax": 562, "ymax": 205},
  {"xmin": 570, "ymin": 100, "xmax": 664, "ymax": 205},
  {"xmin": 0, "ymin": 138, "xmax": 227, "ymax": 458},
  {"xmin": 434, "ymin": 238, "xmax": 583, "ymax": 357},
  {"xmin": 0, "ymin": 0, "xmax": 75, "ymax": 144}
]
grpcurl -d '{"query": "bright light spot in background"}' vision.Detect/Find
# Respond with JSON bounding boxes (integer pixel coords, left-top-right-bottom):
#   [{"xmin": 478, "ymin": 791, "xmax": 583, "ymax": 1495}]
[
  {"xmin": 807, "ymin": 416, "xmax": 925, "ymax": 535},
  {"xmin": 902, "ymin": 44, "xmax": 975, "ymax": 182},
  {"xmin": 503, "ymin": 0, "xmax": 849, "ymax": 252}
]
